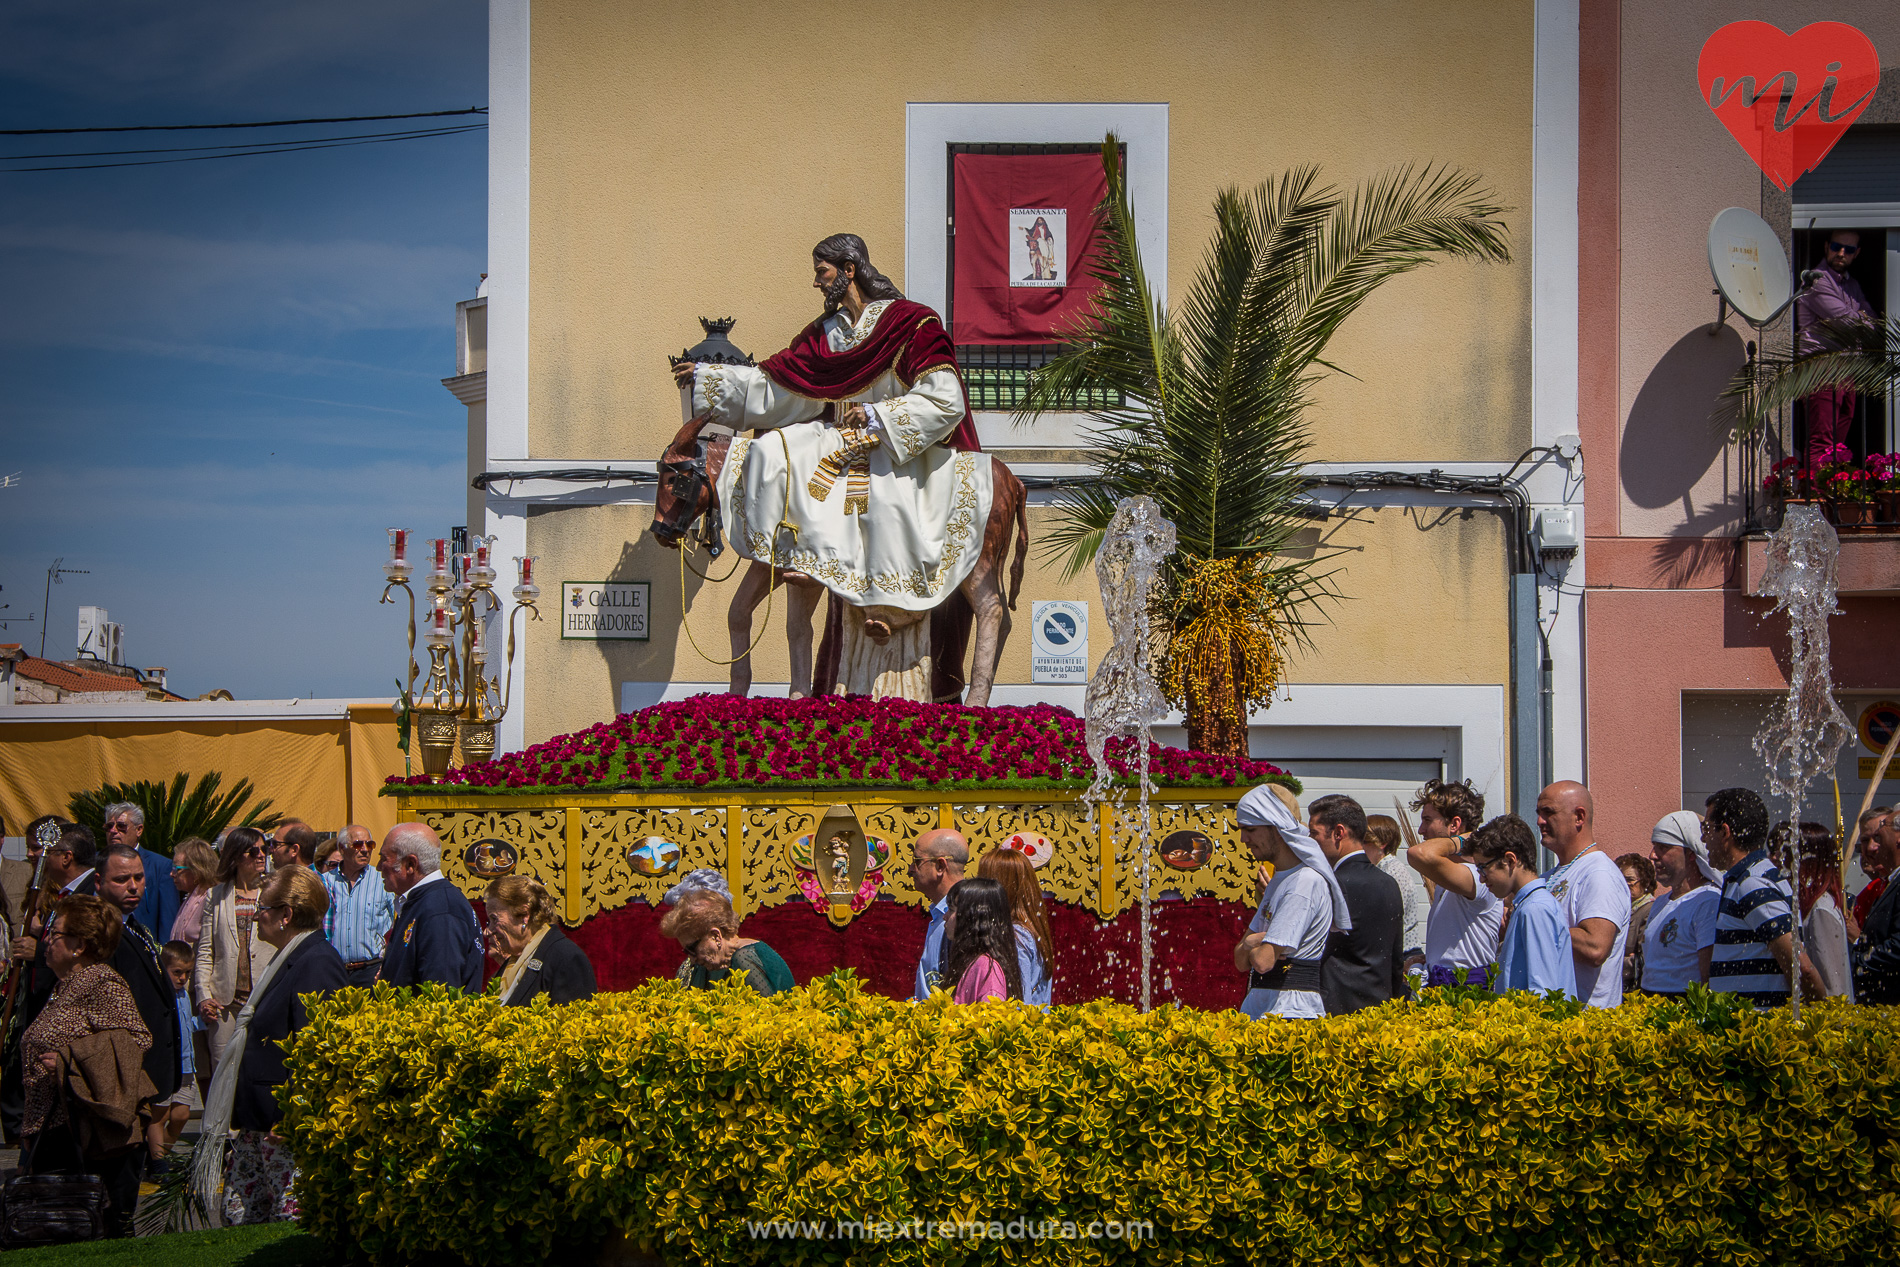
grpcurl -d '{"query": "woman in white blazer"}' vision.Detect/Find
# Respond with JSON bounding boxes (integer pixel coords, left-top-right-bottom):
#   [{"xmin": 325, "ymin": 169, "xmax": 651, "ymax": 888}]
[{"xmin": 194, "ymin": 826, "xmax": 276, "ymax": 1069}]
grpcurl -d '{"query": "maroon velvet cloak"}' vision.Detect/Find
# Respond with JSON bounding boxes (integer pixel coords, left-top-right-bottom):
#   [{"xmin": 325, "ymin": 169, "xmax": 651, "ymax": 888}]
[{"xmin": 758, "ymin": 299, "xmax": 981, "ymax": 452}]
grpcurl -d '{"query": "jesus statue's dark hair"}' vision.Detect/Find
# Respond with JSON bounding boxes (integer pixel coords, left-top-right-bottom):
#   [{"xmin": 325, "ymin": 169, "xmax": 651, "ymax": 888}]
[{"xmin": 813, "ymin": 233, "xmax": 905, "ymax": 307}]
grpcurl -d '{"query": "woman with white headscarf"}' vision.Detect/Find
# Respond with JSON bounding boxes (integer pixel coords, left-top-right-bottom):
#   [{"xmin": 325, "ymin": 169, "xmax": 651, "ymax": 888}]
[
  {"xmin": 1231, "ymin": 784, "xmax": 1351, "ymax": 1020},
  {"xmin": 1640, "ymin": 811, "xmax": 1723, "ymax": 997}
]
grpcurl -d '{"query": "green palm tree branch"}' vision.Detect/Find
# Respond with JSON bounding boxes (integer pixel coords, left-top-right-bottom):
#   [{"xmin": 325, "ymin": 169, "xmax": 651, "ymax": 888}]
[
  {"xmin": 1724, "ymin": 315, "xmax": 1900, "ymax": 438},
  {"xmin": 1283, "ymin": 164, "xmax": 1512, "ymax": 376},
  {"xmin": 68, "ymin": 771, "xmax": 278, "ymax": 850}
]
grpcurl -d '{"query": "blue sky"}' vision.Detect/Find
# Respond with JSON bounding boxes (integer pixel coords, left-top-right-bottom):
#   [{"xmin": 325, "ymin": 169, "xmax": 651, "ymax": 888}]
[{"xmin": 0, "ymin": 1, "xmax": 485, "ymax": 699}]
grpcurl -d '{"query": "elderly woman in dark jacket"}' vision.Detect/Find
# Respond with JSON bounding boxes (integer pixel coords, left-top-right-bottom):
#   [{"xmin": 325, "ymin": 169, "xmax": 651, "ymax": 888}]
[
  {"xmin": 195, "ymin": 865, "xmax": 346, "ymax": 1226},
  {"xmin": 21, "ymin": 895, "xmax": 153, "ymax": 1236},
  {"xmin": 484, "ymin": 875, "xmax": 596, "ymax": 1005}
]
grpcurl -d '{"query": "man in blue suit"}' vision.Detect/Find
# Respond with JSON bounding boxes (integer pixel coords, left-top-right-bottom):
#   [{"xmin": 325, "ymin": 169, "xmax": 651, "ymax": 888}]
[
  {"xmin": 375, "ymin": 823, "xmax": 483, "ymax": 992},
  {"xmin": 104, "ymin": 803, "xmax": 181, "ymax": 939}
]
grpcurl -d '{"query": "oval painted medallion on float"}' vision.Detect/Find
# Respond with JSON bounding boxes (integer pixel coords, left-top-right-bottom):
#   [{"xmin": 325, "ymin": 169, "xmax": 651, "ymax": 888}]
[
  {"xmin": 1160, "ymin": 829, "xmax": 1214, "ymax": 871},
  {"xmin": 999, "ymin": 831, "xmax": 1053, "ymax": 869},
  {"xmin": 627, "ymin": 836, "xmax": 682, "ymax": 877},
  {"xmin": 464, "ymin": 837, "xmax": 519, "ymax": 879}
]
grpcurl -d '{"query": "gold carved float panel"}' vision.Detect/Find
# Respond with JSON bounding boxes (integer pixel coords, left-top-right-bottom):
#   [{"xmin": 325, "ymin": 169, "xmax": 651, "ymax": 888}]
[{"xmin": 398, "ymin": 788, "xmax": 1250, "ymax": 923}]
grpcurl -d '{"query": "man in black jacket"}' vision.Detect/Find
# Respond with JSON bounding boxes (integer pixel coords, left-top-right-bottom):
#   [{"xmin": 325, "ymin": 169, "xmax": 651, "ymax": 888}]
[
  {"xmin": 1309, "ymin": 795, "xmax": 1407, "ymax": 1015},
  {"xmin": 1856, "ymin": 811, "xmax": 1900, "ymax": 1004},
  {"xmin": 375, "ymin": 824, "xmax": 483, "ymax": 992},
  {"xmin": 95, "ymin": 847, "xmax": 183, "ymax": 1231}
]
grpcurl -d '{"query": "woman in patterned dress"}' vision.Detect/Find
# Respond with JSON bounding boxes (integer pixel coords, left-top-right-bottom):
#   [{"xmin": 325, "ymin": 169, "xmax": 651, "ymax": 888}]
[{"xmin": 20, "ymin": 895, "xmax": 152, "ymax": 1227}]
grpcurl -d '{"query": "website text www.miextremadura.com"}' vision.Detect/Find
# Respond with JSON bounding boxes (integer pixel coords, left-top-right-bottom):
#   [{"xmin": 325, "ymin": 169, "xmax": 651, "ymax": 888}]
[{"xmin": 746, "ymin": 1217, "xmax": 1155, "ymax": 1243}]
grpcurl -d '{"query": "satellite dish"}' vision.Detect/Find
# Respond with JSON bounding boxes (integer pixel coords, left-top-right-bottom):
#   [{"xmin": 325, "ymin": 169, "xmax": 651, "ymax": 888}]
[{"xmin": 1707, "ymin": 207, "xmax": 1793, "ymax": 326}]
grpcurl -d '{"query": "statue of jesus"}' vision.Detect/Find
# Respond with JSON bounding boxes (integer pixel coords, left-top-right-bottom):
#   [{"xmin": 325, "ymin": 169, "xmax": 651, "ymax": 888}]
[{"xmin": 670, "ymin": 234, "xmax": 992, "ymax": 615}]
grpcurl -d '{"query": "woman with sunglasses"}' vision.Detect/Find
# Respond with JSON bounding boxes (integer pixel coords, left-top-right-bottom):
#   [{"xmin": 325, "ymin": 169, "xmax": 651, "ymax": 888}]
[
  {"xmin": 19, "ymin": 895, "xmax": 153, "ymax": 1233},
  {"xmin": 168, "ymin": 837, "xmax": 219, "ymax": 947},
  {"xmin": 192, "ymin": 828, "xmax": 276, "ymax": 1072}
]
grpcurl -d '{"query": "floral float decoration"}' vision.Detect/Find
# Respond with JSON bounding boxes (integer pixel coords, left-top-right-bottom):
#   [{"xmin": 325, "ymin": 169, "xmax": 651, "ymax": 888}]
[{"xmin": 386, "ymin": 696, "xmax": 1297, "ymax": 794}]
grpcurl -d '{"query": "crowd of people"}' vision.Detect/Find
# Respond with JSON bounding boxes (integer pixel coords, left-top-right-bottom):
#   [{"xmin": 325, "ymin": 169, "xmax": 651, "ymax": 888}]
[
  {"xmin": 1227, "ymin": 777, "xmax": 1900, "ymax": 1019},
  {"xmin": 0, "ymin": 812, "xmax": 596, "ymax": 1236},
  {"xmin": 3, "ymin": 778, "xmax": 1894, "ymax": 1238}
]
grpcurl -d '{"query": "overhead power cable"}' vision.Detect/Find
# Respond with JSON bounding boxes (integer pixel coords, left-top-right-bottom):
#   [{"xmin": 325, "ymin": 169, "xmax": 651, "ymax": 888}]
[
  {"xmin": 1, "ymin": 124, "xmax": 485, "ymax": 162},
  {"xmin": 1, "ymin": 124, "xmax": 485, "ymax": 173},
  {"xmin": 0, "ymin": 108, "xmax": 486, "ymax": 136}
]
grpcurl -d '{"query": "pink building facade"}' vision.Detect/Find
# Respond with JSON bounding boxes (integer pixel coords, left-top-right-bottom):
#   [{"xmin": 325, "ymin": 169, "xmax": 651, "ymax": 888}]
[{"xmin": 1578, "ymin": 0, "xmax": 1900, "ymax": 853}]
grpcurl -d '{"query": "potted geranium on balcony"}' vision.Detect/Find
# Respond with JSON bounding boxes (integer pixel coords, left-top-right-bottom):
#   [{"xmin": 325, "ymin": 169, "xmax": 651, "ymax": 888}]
[
  {"xmin": 1870, "ymin": 452, "xmax": 1900, "ymax": 527},
  {"xmin": 1828, "ymin": 465, "xmax": 1876, "ymax": 530}
]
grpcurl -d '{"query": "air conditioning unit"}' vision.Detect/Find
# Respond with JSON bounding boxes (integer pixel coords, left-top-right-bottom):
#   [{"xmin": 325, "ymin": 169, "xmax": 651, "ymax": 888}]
[{"xmin": 77, "ymin": 606, "xmax": 109, "ymax": 659}]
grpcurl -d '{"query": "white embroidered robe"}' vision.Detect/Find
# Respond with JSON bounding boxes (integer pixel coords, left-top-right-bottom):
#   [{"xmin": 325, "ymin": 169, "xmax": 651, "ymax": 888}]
[{"xmin": 698, "ymin": 300, "xmax": 992, "ymax": 612}]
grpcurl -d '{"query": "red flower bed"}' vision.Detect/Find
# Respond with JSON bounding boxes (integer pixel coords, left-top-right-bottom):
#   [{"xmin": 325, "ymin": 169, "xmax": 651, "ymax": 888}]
[{"xmin": 387, "ymin": 695, "xmax": 1296, "ymax": 794}]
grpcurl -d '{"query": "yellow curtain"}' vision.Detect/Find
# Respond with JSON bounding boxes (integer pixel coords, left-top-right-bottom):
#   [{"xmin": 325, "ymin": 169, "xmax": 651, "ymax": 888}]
[{"xmin": 0, "ymin": 707, "xmax": 406, "ymax": 840}]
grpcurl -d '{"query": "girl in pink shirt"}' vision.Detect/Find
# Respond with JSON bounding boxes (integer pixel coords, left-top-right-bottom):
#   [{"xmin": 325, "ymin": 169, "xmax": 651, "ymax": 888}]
[{"xmin": 943, "ymin": 879, "xmax": 1024, "ymax": 1004}]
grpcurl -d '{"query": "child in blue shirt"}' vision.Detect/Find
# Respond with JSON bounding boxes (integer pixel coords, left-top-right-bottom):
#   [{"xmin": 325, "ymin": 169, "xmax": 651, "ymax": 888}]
[
  {"xmin": 151, "ymin": 941, "xmax": 205, "ymax": 1175},
  {"xmin": 1465, "ymin": 815, "xmax": 1578, "ymax": 1000}
]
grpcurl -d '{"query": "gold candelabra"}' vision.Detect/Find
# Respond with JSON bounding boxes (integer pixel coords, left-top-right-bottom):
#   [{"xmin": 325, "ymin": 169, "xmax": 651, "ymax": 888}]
[{"xmin": 381, "ymin": 530, "xmax": 541, "ymax": 776}]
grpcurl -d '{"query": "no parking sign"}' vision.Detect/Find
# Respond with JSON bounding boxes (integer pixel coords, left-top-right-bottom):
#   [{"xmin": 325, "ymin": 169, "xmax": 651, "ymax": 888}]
[{"xmin": 1031, "ymin": 600, "xmax": 1088, "ymax": 684}]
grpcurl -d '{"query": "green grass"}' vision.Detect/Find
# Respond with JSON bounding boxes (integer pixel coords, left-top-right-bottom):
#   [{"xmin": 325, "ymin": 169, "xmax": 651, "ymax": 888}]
[{"xmin": 0, "ymin": 1222, "xmax": 323, "ymax": 1265}]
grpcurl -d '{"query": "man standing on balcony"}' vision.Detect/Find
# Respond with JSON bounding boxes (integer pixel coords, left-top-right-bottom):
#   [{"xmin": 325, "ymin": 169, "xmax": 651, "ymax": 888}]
[{"xmin": 1795, "ymin": 231, "xmax": 1876, "ymax": 471}]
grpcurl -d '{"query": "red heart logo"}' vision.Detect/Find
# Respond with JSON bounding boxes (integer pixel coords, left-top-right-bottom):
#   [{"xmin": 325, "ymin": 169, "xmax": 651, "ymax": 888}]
[{"xmin": 1697, "ymin": 21, "xmax": 1880, "ymax": 191}]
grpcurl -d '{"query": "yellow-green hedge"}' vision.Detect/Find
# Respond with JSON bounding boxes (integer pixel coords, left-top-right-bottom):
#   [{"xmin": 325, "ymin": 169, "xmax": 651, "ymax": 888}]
[{"xmin": 282, "ymin": 978, "xmax": 1900, "ymax": 1265}]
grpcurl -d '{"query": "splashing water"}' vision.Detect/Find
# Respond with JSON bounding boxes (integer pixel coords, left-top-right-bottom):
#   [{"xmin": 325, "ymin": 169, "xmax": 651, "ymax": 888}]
[
  {"xmin": 1751, "ymin": 503, "xmax": 1852, "ymax": 1023},
  {"xmin": 1083, "ymin": 495, "xmax": 1179, "ymax": 1012}
]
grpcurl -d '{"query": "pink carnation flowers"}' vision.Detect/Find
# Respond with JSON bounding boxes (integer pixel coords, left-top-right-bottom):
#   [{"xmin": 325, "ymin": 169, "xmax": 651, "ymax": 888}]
[{"xmin": 387, "ymin": 695, "xmax": 1295, "ymax": 794}]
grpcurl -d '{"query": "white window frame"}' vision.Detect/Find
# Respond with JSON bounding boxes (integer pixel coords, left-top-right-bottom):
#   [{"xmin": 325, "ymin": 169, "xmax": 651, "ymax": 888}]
[{"xmin": 905, "ymin": 103, "xmax": 1168, "ymax": 449}]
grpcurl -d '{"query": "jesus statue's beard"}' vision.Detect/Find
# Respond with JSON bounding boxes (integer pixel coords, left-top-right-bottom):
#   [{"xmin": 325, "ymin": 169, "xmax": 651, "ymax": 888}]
[{"xmin": 820, "ymin": 269, "xmax": 853, "ymax": 315}]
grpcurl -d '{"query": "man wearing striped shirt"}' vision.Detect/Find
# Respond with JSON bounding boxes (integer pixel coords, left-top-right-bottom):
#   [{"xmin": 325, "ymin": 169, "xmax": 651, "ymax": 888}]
[
  {"xmin": 321, "ymin": 823, "xmax": 395, "ymax": 988},
  {"xmin": 1703, "ymin": 788, "xmax": 1824, "ymax": 1007}
]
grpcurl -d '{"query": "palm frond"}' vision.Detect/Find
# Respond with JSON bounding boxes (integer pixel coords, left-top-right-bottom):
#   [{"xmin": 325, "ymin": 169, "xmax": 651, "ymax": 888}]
[
  {"xmin": 1284, "ymin": 163, "xmax": 1512, "ymax": 375},
  {"xmin": 69, "ymin": 771, "xmax": 279, "ymax": 849},
  {"xmin": 1013, "ymin": 137, "xmax": 1508, "ymax": 745},
  {"xmin": 1724, "ymin": 315, "xmax": 1900, "ymax": 438}
]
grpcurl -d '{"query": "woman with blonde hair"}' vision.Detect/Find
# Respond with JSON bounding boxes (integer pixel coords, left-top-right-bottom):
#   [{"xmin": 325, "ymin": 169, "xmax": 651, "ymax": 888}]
[
  {"xmin": 976, "ymin": 846, "xmax": 1054, "ymax": 1005},
  {"xmin": 196, "ymin": 865, "xmax": 345, "ymax": 1225},
  {"xmin": 483, "ymin": 875, "xmax": 597, "ymax": 1005},
  {"xmin": 169, "ymin": 836, "xmax": 220, "ymax": 945},
  {"xmin": 659, "ymin": 890, "xmax": 793, "ymax": 995}
]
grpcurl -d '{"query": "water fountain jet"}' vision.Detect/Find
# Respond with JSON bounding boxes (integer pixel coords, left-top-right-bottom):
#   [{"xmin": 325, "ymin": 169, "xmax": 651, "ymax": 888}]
[
  {"xmin": 1082, "ymin": 496, "xmax": 1178, "ymax": 1013},
  {"xmin": 1751, "ymin": 502, "xmax": 1852, "ymax": 1022}
]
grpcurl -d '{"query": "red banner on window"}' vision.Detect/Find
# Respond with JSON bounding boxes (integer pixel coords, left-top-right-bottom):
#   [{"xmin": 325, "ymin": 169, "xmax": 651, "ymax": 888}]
[{"xmin": 950, "ymin": 151, "xmax": 1108, "ymax": 345}]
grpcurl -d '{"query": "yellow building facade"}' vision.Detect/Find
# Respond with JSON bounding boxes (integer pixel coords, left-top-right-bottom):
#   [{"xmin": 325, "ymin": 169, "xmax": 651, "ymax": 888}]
[{"xmin": 456, "ymin": 0, "xmax": 1588, "ymax": 820}]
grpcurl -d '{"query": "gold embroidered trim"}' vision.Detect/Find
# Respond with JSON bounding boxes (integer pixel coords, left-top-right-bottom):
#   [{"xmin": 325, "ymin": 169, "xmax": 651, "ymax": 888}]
[
  {"xmin": 698, "ymin": 367, "xmax": 726, "ymax": 419},
  {"xmin": 831, "ymin": 299, "xmax": 893, "ymax": 352}
]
